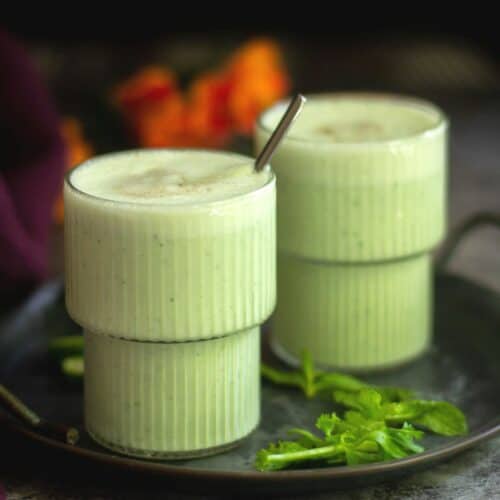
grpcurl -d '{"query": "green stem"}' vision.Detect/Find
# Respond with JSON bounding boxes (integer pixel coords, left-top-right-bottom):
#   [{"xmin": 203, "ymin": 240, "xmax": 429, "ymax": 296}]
[
  {"xmin": 315, "ymin": 373, "xmax": 368, "ymax": 393},
  {"xmin": 260, "ymin": 364, "xmax": 306, "ymax": 392},
  {"xmin": 265, "ymin": 444, "xmax": 344, "ymax": 467}
]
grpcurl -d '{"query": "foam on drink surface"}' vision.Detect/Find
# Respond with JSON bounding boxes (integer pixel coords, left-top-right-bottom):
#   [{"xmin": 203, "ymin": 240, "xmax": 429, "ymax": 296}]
[
  {"xmin": 69, "ymin": 150, "xmax": 270, "ymax": 205},
  {"xmin": 261, "ymin": 95, "xmax": 442, "ymax": 143}
]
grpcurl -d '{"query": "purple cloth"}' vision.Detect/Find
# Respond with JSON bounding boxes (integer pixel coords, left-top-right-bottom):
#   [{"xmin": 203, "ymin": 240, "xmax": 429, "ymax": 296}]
[{"xmin": 0, "ymin": 30, "xmax": 65, "ymax": 303}]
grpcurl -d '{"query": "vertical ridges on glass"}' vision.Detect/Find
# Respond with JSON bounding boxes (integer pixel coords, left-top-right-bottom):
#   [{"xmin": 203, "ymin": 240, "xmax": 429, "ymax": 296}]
[{"xmin": 84, "ymin": 328, "xmax": 260, "ymax": 457}]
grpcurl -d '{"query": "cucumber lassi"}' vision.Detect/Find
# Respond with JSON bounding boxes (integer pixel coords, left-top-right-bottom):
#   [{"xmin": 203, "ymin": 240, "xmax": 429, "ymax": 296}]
[
  {"xmin": 85, "ymin": 327, "xmax": 260, "ymax": 458},
  {"xmin": 256, "ymin": 94, "xmax": 447, "ymax": 370},
  {"xmin": 64, "ymin": 149, "xmax": 276, "ymax": 457},
  {"xmin": 273, "ymin": 253, "xmax": 432, "ymax": 370},
  {"xmin": 65, "ymin": 150, "xmax": 275, "ymax": 341}
]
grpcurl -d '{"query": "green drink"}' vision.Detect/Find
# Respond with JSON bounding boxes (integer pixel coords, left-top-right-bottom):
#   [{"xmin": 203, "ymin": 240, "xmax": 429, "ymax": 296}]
[
  {"xmin": 85, "ymin": 327, "xmax": 260, "ymax": 458},
  {"xmin": 256, "ymin": 94, "xmax": 447, "ymax": 371},
  {"xmin": 65, "ymin": 150, "xmax": 275, "ymax": 341},
  {"xmin": 64, "ymin": 149, "xmax": 275, "ymax": 457}
]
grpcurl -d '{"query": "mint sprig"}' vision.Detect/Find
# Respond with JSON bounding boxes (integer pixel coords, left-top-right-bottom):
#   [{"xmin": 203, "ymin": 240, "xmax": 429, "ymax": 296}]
[
  {"xmin": 333, "ymin": 388, "xmax": 468, "ymax": 436},
  {"xmin": 257, "ymin": 350, "xmax": 468, "ymax": 471},
  {"xmin": 256, "ymin": 412, "xmax": 424, "ymax": 471}
]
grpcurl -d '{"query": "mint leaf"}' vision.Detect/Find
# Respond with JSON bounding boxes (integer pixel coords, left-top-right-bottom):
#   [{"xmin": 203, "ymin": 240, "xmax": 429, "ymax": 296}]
[
  {"xmin": 385, "ymin": 400, "xmax": 468, "ymax": 436},
  {"xmin": 333, "ymin": 388, "xmax": 385, "ymax": 420},
  {"xmin": 344, "ymin": 410, "xmax": 385, "ymax": 432},
  {"xmin": 376, "ymin": 386, "xmax": 415, "ymax": 403},
  {"xmin": 370, "ymin": 424, "xmax": 424, "ymax": 459},
  {"xmin": 334, "ymin": 388, "xmax": 468, "ymax": 437},
  {"xmin": 316, "ymin": 413, "xmax": 343, "ymax": 440}
]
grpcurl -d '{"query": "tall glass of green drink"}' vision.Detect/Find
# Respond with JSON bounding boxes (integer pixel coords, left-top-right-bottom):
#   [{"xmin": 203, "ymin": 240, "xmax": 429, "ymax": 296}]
[{"xmin": 256, "ymin": 93, "xmax": 447, "ymax": 371}]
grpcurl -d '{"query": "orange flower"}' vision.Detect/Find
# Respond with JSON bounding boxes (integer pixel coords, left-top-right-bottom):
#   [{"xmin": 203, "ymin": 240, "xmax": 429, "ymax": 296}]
[
  {"xmin": 111, "ymin": 39, "xmax": 290, "ymax": 148},
  {"xmin": 186, "ymin": 72, "xmax": 233, "ymax": 147},
  {"xmin": 228, "ymin": 68, "xmax": 289, "ymax": 134},
  {"xmin": 113, "ymin": 67, "xmax": 178, "ymax": 111},
  {"xmin": 226, "ymin": 38, "xmax": 290, "ymax": 134},
  {"xmin": 113, "ymin": 66, "xmax": 185, "ymax": 144},
  {"xmin": 227, "ymin": 38, "xmax": 286, "ymax": 75},
  {"xmin": 133, "ymin": 94, "xmax": 188, "ymax": 147},
  {"xmin": 53, "ymin": 118, "xmax": 93, "ymax": 224}
]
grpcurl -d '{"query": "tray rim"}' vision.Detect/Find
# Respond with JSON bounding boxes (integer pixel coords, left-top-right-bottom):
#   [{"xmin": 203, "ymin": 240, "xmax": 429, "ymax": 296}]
[{"xmin": 1, "ymin": 411, "xmax": 499, "ymax": 483}]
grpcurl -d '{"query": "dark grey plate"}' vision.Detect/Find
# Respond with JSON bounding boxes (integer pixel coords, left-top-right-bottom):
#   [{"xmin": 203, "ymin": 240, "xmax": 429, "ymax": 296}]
[{"xmin": 0, "ymin": 271, "xmax": 499, "ymax": 496}]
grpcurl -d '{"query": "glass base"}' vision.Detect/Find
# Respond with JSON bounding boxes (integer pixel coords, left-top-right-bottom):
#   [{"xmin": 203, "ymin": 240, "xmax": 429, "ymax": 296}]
[
  {"xmin": 272, "ymin": 252, "xmax": 432, "ymax": 372},
  {"xmin": 270, "ymin": 335, "xmax": 429, "ymax": 375},
  {"xmin": 84, "ymin": 328, "xmax": 261, "ymax": 460},
  {"xmin": 87, "ymin": 426, "xmax": 256, "ymax": 460}
]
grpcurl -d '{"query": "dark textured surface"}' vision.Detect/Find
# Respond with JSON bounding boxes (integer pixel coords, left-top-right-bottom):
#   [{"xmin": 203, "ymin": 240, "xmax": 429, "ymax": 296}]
[{"xmin": 0, "ymin": 273, "xmax": 499, "ymax": 496}]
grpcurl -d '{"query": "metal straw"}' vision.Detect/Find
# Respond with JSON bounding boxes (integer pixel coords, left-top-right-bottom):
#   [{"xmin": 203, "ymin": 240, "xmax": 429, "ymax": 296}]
[{"xmin": 255, "ymin": 94, "xmax": 306, "ymax": 172}]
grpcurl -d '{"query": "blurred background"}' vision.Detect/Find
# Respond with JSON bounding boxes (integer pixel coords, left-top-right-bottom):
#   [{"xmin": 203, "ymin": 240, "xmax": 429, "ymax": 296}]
[{"xmin": 1, "ymin": 18, "xmax": 500, "ymax": 299}]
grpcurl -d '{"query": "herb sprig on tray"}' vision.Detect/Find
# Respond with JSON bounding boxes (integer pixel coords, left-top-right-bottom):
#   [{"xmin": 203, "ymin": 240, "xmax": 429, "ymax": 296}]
[{"xmin": 257, "ymin": 351, "xmax": 467, "ymax": 471}]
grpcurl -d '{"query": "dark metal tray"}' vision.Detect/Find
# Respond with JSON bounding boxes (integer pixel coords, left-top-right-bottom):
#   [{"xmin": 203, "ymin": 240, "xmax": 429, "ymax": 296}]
[{"xmin": 1, "ymin": 270, "xmax": 499, "ymax": 496}]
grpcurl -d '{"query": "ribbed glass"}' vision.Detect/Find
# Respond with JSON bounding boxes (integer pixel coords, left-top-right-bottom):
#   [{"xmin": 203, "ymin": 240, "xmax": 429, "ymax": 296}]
[
  {"xmin": 64, "ymin": 155, "xmax": 276, "ymax": 342},
  {"xmin": 256, "ymin": 94, "xmax": 447, "ymax": 370},
  {"xmin": 272, "ymin": 253, "xmax": 432, "ymax": 371},
  {"xmin": 84, "ymin": 327, "xmax": 260, "ymax": 458},
  {"xmin": 255, "ymin": 96, "xmax": 447, "ymax": 262}
]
